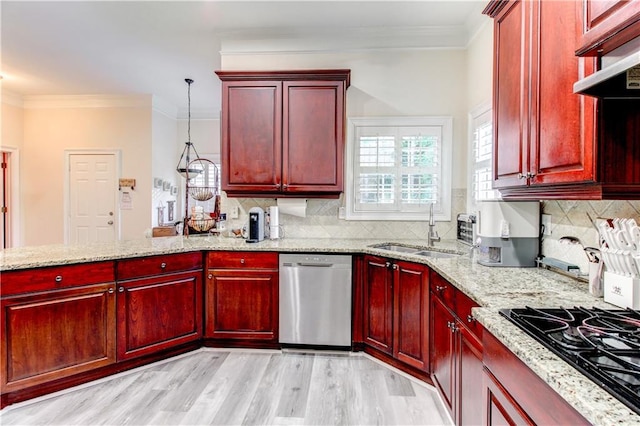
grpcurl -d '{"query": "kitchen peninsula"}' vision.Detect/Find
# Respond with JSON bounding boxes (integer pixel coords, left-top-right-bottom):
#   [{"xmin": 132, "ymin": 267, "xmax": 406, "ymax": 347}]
[{"xmin": 1, "ymin": 236, "xmax": 637, "ymax": 425}]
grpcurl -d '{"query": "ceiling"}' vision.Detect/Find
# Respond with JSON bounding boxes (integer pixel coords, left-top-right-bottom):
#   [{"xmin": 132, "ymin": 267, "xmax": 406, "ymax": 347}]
[{"xmin": 1, "ymin": 1, "xmax": 489, "ymax": 118}]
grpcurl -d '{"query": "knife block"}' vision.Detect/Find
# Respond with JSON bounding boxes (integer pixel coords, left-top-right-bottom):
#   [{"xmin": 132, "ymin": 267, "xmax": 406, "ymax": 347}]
[{"xmin": 603, "ymin": 271, "xmax": 640, "ymax": 309}]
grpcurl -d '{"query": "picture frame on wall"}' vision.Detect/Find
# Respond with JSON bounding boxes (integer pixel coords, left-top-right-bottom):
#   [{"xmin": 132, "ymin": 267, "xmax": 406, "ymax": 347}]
[
  {"xmin": 153, "ymin": 177, "xmax": 163, "ymax": 188},
  {"xmin": 171, "ymin": 186, "xmax": 178, "ymax": 195},
  {"xmin": 163, "ymin": 181, "xmax": 171, "ymax": 191}
]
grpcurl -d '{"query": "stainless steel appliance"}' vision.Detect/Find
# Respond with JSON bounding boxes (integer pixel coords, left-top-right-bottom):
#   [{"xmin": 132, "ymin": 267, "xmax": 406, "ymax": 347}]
[
  {"xmin": 279, "ymin": 254, "xmax": 352, "ymax": 347},
  {"xmin": 502, "ymin": 307, "xmax": 640, "ymax": 415},
  {"xmin": 247, "ymin": 207, "xmax": 265, "ymax": 243},
  {"xmin": 476, "ymin": 201, "xmax": 540, "ymax": 267}
]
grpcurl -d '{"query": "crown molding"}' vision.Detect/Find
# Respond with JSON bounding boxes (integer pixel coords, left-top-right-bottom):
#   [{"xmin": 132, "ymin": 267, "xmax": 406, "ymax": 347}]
[
  {"xmin": 22, "ymin": 94, "xmax": 153, "ymax": 109},
  {"xmin": 152, "ymin": 95, "xmax": 178, "ymax": 119},
  {"xmin": 1, "ymin": 89, "xmax": 24, "ymax": 107},
  {"xmin": 220, "ymin": 25, "xmax": 468, "ymax": 55}
]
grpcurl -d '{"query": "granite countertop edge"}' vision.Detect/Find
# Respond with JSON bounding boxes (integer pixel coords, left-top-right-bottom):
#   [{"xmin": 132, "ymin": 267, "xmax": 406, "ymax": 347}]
[{"xmin": 1, "ymin": 236, "xmax": 637, "ymax": 425}]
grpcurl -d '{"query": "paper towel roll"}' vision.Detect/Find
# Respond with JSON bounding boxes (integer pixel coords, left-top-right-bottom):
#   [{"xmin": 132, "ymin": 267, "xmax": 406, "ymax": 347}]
[
  {"xmin": 269, "ymin": 206, "xmax": 279, "ymax": 226},
  {"xmin": 277, "ymin": 198, "xmax": 307, "ymax": 217}
]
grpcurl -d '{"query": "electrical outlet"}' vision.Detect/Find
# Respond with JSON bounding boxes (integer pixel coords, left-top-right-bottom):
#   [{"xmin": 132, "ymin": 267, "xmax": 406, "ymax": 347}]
[
  {"xmin": 541, "ymin": 214, "xmax": 552, "ymax": 235},
  {"xmin": 338, "ymin": 206, "xmax": 346, "ymax": 219},
  {"xmin": 230, "ymin": 206, "xmax": 239, "ymax": 219}
]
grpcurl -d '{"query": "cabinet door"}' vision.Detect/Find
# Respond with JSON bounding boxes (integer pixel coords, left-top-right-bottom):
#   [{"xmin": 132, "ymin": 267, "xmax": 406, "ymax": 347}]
[
  {"xmin": 363, "ymin": 256, "xmax": 393, "ymax": 354},
  {"xmin": 1, "ymin": 283, "xmax": 116, "ymax": 392},
  {"xmin": 116, "ymin": 270, "xmax": 202, "ymax": 361},
  {"xmin": 220, "ymin": 80, "xmax": 282, "ymax": 194},
  {"xmin": 483, "ymin": 368, "xmax": 534, "ymax": 426},
  {"xmin": 529, "ymin": 0, "xmax": 595, "ymax": 186},
  {"xmin": 492, "ymin": 0, "xmax": 528, "ymax": 189},
  {"xmin": 458, "ymin": 324, "xmax": 483, "ymax": 426},
  {"xmin": 578, "ymin": 0, "xmax": 640, "ymax": 56},
  {"xmin": 393, "ymin": 261, "xmax": 429, "ymax": 371},
  {"xmin": 430, "ymin": 296, "xmax": 456, "ymax": 412},
  {"xmin": 283, "ymin": 80, "xmax": 344, "ymax": 193},
  {"xmin": 205, "ymin": 269, "xmax": 279, "ymax": 341}
]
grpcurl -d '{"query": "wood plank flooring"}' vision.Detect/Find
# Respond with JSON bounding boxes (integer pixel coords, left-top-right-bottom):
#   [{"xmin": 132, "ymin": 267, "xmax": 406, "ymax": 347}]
[{"xmin": 0, "ymin": 349, "xmax": 452, "ymax": 425}]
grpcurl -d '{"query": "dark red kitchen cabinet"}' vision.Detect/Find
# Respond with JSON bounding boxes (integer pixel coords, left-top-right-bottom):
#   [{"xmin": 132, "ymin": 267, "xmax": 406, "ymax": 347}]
[
  {"xmin": 577, "ymin": 0, "xmax": 640, "ymax": 56},
  {"xmin": 430, "ymin": 271, "xmax": 483, "ymax": 425},
  {"xmin": 393, "ymin": 261, "xmax": 429, "ymax": 371},
  {"xmin": 483, "ymin": 331, "xmax": 590, "ymax": 425},
  {"xmin": 363, "ymin": 256, "xmax": 429, "ymax": 372},
  {"xmin": 1, "ymin": 281, "xmax": 116, "ymax": 393},
  {"xmin": 363, "ymin": 255, "xmax": 394, "ymax": 354},
  {"xmin": 216, "ymin": 70, "xmax": 350, "ymax": 198},
  {"xmin": 205, "ymin": 252, "xmax": 279, "ymax": 344},
  {"xmin": 116, "ymin": 271, "xmax": 202, "ymax": 361},
  {"xmin": 486, "ymin": 0, "xmax": 596, "ymax": 194}
]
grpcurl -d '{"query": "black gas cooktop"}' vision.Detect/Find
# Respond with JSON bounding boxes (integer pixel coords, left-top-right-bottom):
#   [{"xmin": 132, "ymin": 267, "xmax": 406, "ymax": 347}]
[{"xmin": 501, "ymin": 307, "xmax": 640, "ymax": 415}]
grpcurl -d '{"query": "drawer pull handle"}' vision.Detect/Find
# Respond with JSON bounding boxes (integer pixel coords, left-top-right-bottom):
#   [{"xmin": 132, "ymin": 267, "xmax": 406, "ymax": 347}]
[
  {"xmin": 55, "ymin": 275, "xmax": 63, "ymax": 282},
  {"xmin": 467, "ymin": 314, "xmax": 475, "ymax": 323},
  {"xmin": 108, "ymin": 288, "xmax": 114, "ymax": 294},
  {"xmin": 160, "ymin": 262, "xmax": 167, "ymax": 269},
  {"xmin": 119, "ymin": 287, "xmax": 124, "ymax": 293},
  {"xmin": 435, "ymin": 285, "xmax": 447, "ymax": 292}
]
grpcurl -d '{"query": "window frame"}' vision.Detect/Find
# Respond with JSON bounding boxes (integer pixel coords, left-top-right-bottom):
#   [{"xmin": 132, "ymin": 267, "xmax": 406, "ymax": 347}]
[
  {"xmin": 345, "ymin": 116, "xmax": 453, "ymax": 222},
  {"xmin": 467, "ymin": 102, "xmax": 500, "ymax": 214}
]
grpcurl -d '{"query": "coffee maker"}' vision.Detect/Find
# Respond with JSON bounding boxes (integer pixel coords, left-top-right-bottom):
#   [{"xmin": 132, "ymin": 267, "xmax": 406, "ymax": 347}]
[
  {"xmin": 476, "ymin": 201, "xmax": 540, "ymax": 267},
  {"xmin": 247, "ymin": 207, "xmax": 265, "ymax": 243}
]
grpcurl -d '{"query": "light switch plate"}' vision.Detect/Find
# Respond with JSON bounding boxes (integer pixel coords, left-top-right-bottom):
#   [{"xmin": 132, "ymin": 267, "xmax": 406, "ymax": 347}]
[{"xmin": 230, "ymin": 206, "xmax": 239, "ymax": 219}]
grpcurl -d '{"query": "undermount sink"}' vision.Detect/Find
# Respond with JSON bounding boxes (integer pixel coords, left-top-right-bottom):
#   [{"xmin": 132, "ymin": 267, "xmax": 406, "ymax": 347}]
[
  {"xmin": 414, "ymin": 250, "xmax": 460, "ymax": 259},
  {"xmin": 370, "ymin": 244, "xmax": 461, "ymax": 259}
]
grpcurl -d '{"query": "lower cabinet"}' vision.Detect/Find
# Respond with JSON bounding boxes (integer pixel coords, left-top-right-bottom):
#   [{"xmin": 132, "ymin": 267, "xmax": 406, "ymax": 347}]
[
  {"xmin": 362, "ymin": 255, "xmax": 429, "ymax": 372},
  {"xmin": 1, "ymin": 263, "xmax": 117, "ymax": 394},
  {"xmin": 482, "ymin": 331, "xmax": 590, "ymax": 425},
  {"xmin": 430, "ymin": 271, "xmax": 483, "ymax": 426},
  {"xmin": 115, "ymin": 253, "xmax": 203, "ymax": 361},
  {"xmin": 205, "ymin": 251, "xmax": 279, "ymax": 343}
]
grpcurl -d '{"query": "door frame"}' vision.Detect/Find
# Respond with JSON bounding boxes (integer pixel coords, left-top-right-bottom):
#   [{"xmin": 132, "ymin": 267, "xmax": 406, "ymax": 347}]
[
  {"xmin": 64, "ymin": 149, "xmax": 122, "ymax": 244},
  {"xmin": 1, "ymin": 147, "xmax": 21, "ymax": 247}
]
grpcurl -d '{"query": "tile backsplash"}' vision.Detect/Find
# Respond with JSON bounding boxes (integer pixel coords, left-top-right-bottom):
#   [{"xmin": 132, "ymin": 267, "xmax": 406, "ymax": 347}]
[
  {"xmin": 542, "ymin": 200, "xmax": 640, "ymax": 273},
  {"xmin": 222, "ymin": 188, "xmax": 467, "ymax": 242},
  {"xmin": 221, "ymin": 191, "xmax": 640, "ymax": 274}
]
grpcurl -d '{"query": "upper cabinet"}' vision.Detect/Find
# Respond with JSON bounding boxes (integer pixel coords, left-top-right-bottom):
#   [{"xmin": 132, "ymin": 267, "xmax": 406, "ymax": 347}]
[
  {"xmin": 215, "ymin": 70, "xmax": 350, "ymax": 198},
  {"xmin": 577, "ymin": 0, "xmax": 640, "ymax": 56},
  {"xmin": 484, "ymin": 0, "xmax": 640, "ymax": 199}
]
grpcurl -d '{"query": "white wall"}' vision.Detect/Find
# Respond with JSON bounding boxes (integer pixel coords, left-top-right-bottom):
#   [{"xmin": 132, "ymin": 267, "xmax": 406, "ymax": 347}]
[
  {"xmin": 152, "ymin": 108, "xmax": 179, "ymax": 227},
  {"xmin": 466, "ymin": 22, "xmax": 494, "ymax": 111},
  {"xmin": 1, "ymin": 95, "xmax": 25, "ymax": 246},
  {"xmin": 22, "ymin": 99, "xmax": 152, "ymax": 245}
]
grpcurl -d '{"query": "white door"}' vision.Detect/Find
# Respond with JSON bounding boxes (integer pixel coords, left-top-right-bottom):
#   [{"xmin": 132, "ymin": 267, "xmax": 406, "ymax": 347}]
[
  {"xmin": 69, "ymin": 154, "xmax": 117, "ymax": 243},
  {"xmin": 1, "ymin": 152, "xmax": 9, "ymax": 248}
]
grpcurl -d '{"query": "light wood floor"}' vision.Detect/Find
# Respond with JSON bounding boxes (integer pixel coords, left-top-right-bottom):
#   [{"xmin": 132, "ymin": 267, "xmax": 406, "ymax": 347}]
[{"xmin": 0, "ymin": 349, "xmax": 452, "ymax": 426}]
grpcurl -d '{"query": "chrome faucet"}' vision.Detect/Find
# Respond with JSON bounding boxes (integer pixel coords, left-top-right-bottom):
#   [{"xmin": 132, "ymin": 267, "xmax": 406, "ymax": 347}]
[{"xmin": 427, "ymin": 203, "xmax": 440, "ymax": 246}]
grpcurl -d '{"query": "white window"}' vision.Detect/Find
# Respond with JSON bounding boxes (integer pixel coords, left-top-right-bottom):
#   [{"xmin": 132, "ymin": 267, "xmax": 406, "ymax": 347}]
[
  {"xmin": 345, "ymin": 117, "xmax": 452, "ymax": 221},
  {"xmin": 467, "ymin": 104, "xmax": 500, "ymax": 213}
]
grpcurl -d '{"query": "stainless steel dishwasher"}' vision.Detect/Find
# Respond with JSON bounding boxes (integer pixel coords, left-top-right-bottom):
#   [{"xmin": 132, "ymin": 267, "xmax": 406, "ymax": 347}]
[{"xmin": 279, "ymin": 253, "xmax": 352, "ymax": 347}]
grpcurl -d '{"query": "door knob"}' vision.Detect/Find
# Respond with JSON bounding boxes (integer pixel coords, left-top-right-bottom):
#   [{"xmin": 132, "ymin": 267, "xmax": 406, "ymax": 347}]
[{"xmin": 108, "ymin": 220, "xmax": 114, "ymax": 225}]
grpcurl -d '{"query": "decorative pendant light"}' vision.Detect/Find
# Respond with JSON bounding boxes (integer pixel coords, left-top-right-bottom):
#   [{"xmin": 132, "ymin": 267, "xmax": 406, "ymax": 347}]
[{"xmin": 176, "ymin": 78, "xmax": 203, "ymax": 179}]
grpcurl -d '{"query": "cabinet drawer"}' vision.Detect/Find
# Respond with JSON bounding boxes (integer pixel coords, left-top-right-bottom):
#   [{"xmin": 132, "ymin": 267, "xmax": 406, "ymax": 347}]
[
  {"xmin": 1, "ymin": 262, "xmax": 115, "ymax": 296},
  {"xmin": 207, "ymin": 251, "xmax": 278, "ymax": 269},
  {"xmin": 117, "ymin": 252, "xmax": 203, "ymax": 280},
  {"xmin": 430, "ymin": 271, "xmax": 455, "ymax": 308},
  {"xmin": 455, "ymin": 290, "xmax": 483, "ymax": 339}
]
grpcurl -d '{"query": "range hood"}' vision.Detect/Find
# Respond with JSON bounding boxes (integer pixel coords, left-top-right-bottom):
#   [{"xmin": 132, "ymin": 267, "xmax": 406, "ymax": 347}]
[{"xmin": 574, "ymin": 39, "xmax": 640, "ymax": 98}]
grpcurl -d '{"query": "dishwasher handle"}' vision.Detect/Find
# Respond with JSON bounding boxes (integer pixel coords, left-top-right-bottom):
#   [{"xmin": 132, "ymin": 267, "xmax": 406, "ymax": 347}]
[{"xmin": 296, "ymin": 262, "xmax": 334, "ymax": 267}]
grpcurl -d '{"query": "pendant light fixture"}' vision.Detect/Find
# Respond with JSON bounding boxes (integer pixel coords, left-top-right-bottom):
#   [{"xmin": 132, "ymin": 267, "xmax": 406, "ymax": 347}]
[{"xmin": 176, "ymin": 78, "xmax": 203, "ymax": 179}]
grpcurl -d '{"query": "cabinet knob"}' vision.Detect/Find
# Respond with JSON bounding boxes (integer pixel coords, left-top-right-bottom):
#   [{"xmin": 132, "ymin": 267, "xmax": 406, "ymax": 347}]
[
  {"xmin": 392, "ymin": 264, "xmax": 398, "ymax": 270},
  {"xmin": 385, "ymin": 262, "xmax": 391, "ymax": 268},
  {"xmin": 108, "ymin": 287, "xmax": 114, "ymax": 294},
  {"xmin": 208, "ymin": 274, "xmax": 213, "ymax": 279},
  {"xmin": 435, "ymin": 285, "xmax": 447, "ymax": 292},
  {"xmin": 108, "ymin": 220, "xmax": 114, "ymax": 225},
  {"xmin": 282, "ymin": 184, "xmax": 288, "ymax": 190},
  {"xmin": 527, "ymin": 172, "xmax": 536, "ymax": 178},
  {"xmin": 160, "ymin": 262, "xmax": 167, "ymax": 269},
  {"xmin": 517, "ymin": 172, "xmax": 526, "ymax": 180},
  {"xmin": 240, "ymin": 258, "xmax": 245, "ymax": 264},
  {"xmin": 118, "ymin": 287, "xmax": 124, "ymax": 293},
  {"xmin": 467, "ymin": 314, "xmax": 475, "ymax": 323},
  {"xmin": 55, "ymin": 275, "xmax": 63, "ymax": 282}
]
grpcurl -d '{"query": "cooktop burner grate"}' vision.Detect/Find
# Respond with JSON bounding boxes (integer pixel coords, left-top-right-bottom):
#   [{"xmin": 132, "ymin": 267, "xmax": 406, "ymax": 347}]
[{"xmin": 501, "ymin": 306, "xmax": 640, "ymax": 416}]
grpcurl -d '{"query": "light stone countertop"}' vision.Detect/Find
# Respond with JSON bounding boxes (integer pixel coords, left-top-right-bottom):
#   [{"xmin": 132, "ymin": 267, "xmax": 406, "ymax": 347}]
[{"xmin": 0, "ymin": 236, "xmax": 637, "ymax": 425}]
